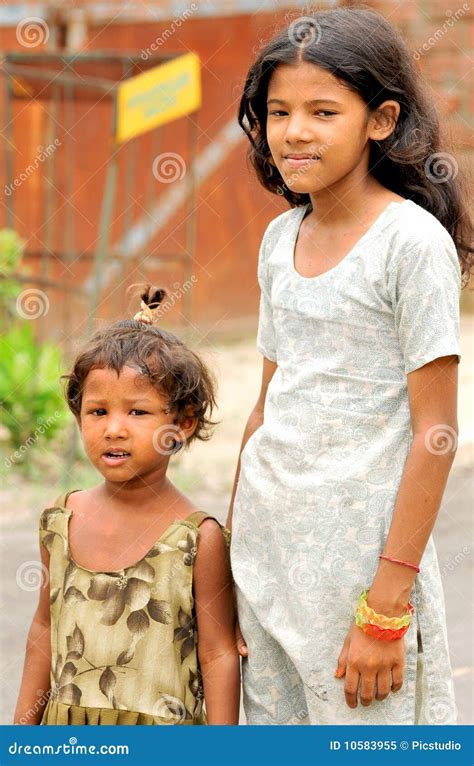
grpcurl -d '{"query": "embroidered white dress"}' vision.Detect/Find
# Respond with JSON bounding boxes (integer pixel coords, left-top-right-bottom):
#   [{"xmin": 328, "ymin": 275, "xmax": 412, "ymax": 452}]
[{"xmin": 231, "ymin": 199, "xmax": 461, "ymax": 725}]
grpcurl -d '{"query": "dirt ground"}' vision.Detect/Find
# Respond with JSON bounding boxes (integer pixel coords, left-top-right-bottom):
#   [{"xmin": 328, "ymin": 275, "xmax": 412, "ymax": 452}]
[{"xmin": 1, "ymin": 318, "xmax": 472, "ymax": 724}]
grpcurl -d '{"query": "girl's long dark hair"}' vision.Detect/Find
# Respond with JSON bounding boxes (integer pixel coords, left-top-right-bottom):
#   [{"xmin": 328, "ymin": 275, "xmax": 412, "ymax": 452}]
[{"xmin": 238, "ymin": 6, "xmax": 473, "ymax": 285}]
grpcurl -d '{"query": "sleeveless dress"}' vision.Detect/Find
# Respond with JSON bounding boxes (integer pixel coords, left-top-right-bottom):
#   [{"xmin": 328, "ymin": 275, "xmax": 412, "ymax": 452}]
[
  {"xmin": 39, "ymin": 489, "xmax": 231, "ymax": 725},
  {"xmin": 232, "ymin": 199, "xmax": 461, "ymax": 725}
]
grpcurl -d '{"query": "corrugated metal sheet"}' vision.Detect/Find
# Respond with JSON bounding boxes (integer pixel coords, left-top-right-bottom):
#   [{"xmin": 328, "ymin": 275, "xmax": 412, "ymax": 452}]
[{"xmin": 0, "ymin": 1, "xmax": 324, "ymax": 26}]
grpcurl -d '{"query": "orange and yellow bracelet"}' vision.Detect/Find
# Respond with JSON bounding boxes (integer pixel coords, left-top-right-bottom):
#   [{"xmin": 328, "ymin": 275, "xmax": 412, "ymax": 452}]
[{"xmin": 354, "ymin": 589, "xmax": 414, "ymax": 641}]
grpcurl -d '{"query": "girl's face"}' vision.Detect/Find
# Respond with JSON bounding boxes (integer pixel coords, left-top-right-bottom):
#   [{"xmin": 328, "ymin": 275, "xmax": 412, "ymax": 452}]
[
  {"xmin": 266, "ymin": 61, "xmax": 389, "ymax": 197},
  {"xmin": 77, "ymin": 365, "xmax": 196, "ymax": 483}
]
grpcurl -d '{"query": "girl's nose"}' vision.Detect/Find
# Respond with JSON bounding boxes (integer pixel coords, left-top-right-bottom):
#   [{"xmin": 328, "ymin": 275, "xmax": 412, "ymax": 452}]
[
  {"xmin": 284, "ymin": 114, "xmax": 314, "ymax": 144},
  {"xmin": 104, "ymin": 416, "xmax": 128, "ymax": 438}
]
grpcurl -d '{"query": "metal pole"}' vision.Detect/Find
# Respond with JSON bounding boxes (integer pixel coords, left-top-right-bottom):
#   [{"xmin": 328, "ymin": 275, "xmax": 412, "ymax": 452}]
[{"xmin": 184, "ymin": 116, "xmax": 198, "ymax": 326}]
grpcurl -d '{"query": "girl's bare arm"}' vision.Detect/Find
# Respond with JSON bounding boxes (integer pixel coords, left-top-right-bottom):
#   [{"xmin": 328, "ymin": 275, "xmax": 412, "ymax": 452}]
[
  {"xmin": 367, "ymin": 354, "xmax": 459, "ymax": 614},
  {"xmin": 336, "ymin": 354, "xmax": 459, "ymax": 708},
  {"xmin": 194, "ymin": 519, "xmax": 240, "ymax": 724},
  {"xmin": 14, "ymin": 535, "xmax": 52, "ymax": 724},
  {"xmin": 226, "ymin": 355, "xmax": 277, "ymax": 531}
]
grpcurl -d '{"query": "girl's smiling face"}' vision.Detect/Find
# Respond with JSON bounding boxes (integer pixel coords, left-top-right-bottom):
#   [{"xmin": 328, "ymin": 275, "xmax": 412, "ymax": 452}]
[
  {"xmin": 266, "ymin": 61, "xmax": 397, "ymax": 197},
  {"xmin": 77, "ymin": 365, "xmax": 196, "ymax": 482}
]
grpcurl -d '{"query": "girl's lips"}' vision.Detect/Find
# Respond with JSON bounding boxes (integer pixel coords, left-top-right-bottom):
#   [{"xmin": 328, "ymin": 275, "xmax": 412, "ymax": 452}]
[
  {"xmin": 101, "ymin": 453, "xmax": 131, "ymax": 466},
  {"xmin": 284, "ymin": 156, "xmax": 320, "ymax": 168}
]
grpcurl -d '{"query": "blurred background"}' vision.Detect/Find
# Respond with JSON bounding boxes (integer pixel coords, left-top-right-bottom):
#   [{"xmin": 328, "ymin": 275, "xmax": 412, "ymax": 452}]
[{"xmin": 0, "ymin": 0, "xmax": 472, "ymax": 725}]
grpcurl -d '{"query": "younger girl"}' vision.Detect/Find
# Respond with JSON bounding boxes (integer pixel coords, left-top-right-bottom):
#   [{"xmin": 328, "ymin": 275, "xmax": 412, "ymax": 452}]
[
  {"xmin": 15, "ymin": 286, "xmax": 240, "ymax": 725},
  {"xmin": 228, "ymin": 8, "xmax": 472, "ymax": 725}
]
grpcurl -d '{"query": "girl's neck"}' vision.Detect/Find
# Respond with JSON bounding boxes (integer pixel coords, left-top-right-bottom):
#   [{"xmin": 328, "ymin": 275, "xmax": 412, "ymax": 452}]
[
  {"xmin": 307, "ymin": 177, "xmax": 392, "ymax": 228},
  {"xmin": 98, "ymin": 474, "xmax": 176, "ymax": 511}
]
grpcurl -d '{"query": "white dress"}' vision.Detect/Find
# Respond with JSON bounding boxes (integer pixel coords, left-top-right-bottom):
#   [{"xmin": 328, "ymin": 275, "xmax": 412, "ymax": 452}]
[{"xmin": 231, "ymin": 199, "xmax": 461, "ymax": 725}]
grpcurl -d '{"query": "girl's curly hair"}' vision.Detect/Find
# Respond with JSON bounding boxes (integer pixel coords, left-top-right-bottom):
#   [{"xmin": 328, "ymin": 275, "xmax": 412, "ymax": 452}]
[
  {"xmin": 61, "ymin": 285, "xmax": 217, "ymax": 452},
  {"xmin": 238, "ymin": 6, "xmax": 473, "ymax": 285}
]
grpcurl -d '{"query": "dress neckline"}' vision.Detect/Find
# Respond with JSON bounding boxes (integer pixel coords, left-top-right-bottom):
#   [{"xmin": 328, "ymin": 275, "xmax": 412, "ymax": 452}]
[
  {"xmin": 290, "ymin": 198, "xmax": 410, "ymax": 282},
  {"xmin": 52, "ymin": 489, "xmax": 204, "ymax": 576}
]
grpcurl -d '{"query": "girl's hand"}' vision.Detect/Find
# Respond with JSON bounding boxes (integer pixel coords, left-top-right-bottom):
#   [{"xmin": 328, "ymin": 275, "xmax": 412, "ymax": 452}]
[
  {"xmin": 235, "ymin": 618, "xmax": 248, "ymax": 657},
  {"xmin": 335, "ymin": 623, "xmax": 404, "ymax": 708},
  {"xmin": 231, "ymin": 585, "xmax": 248, "ymax": 657}
]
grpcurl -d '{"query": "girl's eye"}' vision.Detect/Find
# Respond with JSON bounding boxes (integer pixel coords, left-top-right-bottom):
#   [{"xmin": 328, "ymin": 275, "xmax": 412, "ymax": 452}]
[
  {"xmin": 87, "ymin": 408, "xmax": 149, "ymax": 416},
  {"xmin": 315, "ymin": 110, "xmax": 337, "ymax": 116},
  {"xmin": 268, "ymin": 110, "xmax": 288, "ymax": 117}
]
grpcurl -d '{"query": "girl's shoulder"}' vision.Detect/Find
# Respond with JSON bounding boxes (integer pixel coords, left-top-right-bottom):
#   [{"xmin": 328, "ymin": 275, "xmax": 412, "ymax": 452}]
[
  {"xmin": 176, "ymin": 511, "xmax": 231, "ymax": 550},
  {"xmin": 388, "ymin": 199, "xmax": 455, "ymax": 249},
  {"xmin": 385, "ymin": 199, "xmax": 459, "ymax": 272},
  {"xmin": 262, "ymin": 204, "xmax": 307, "ymax": 249}
]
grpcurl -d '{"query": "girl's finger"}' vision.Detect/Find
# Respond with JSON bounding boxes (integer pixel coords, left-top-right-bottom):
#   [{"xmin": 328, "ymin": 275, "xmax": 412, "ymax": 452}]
[
  {"xmin": 391, "ymin": 663, "xmax": 404, "ymax": 692},
  {"xmin": 235, "ymin": 620, "xmax": 248, "ymax": 657},
  {"xmin": 335, "ymin": 636, "xmax": 349, "ymax": 678},
  {"xmin": 344, "ymin": 666, "xmax": 360, "ymax": 708},
  {"xmin": 375, "ymin": 669, "xmax": 391, "ymax": 701},
  {"xmin": 359, "ymin": 672, "xmax": 376, "ymax": 707}
]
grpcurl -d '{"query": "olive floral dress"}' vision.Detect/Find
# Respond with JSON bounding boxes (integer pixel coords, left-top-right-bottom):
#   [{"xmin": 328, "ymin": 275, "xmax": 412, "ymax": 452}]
[{"xmin": 39, "ymin": 490, "xmax": 231, "ymax": 725}]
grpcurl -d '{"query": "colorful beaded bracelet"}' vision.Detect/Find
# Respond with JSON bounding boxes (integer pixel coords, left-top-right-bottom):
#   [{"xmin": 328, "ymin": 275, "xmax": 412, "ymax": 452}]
[
  {"xmin": 361, "ymin": 622, "xmax": 411, "ymax": 641},
  {"xmin": 354, "ymin": 590, "xmax": 414, "ymax": 635}
]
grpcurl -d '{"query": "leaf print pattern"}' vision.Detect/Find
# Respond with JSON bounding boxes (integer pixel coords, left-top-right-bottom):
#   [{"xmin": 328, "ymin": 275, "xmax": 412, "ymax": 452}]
[
  {"xmin": 173, "ymin": 607, "xmax": 195, "ymax": 662},
  {"xmin": 177, "ymin": 533, "xmax": 198, "ymax": 566},
  {"xmin": 39, "ymin": 502, "xmax": 231, "ymax": 724}
]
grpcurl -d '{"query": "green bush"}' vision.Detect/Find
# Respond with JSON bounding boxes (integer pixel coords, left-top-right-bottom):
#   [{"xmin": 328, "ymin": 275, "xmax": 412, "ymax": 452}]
[{"xmin": 0, "ymin": 323, "xmax": 67, "ymax": 460}]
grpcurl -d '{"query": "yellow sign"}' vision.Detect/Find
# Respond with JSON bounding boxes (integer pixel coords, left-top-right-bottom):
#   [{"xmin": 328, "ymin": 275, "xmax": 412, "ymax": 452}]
[{"xmin": 116, "ymin": 52, "xmax": 201, "ymax": 143}]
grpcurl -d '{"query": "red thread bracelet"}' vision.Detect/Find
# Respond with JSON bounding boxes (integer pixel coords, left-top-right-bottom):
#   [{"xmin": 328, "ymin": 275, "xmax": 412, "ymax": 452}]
[{"xmin": 379, "ymin": 554, "xmax": 420, "ymax": 573}]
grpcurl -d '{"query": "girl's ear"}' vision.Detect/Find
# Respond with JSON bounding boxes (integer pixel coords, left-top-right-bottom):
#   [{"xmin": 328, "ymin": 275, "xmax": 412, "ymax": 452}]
[
  {"xmin": 174, "ymin": 406, "xmax": 198, "ymax": 445},
  {"xmin": 368, "ymin": 100, "xmax": 400, "ymax": 142}
]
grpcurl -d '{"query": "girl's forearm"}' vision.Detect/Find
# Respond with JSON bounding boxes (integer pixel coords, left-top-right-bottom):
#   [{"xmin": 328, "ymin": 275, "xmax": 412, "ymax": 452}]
[
  {"xmin": 226, "ymin": 407, "xmax": 264, "ymax": 530},
  {"xmin": 14, "ymin": 618, "xmax": 52, "ymax": 724},
  {"xmin": 368, "ymin": 433, "xmax": 457, "ymax": 616},
  {"xmin": 200, "ymin": 650, "xmax": 240, "ymax": 724}
]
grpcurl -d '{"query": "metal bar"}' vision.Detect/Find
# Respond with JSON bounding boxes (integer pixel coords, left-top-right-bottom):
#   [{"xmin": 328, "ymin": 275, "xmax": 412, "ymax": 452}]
[
  {"xmin": 0, "ymin": 271, "xmax": 86, "ymax": 294},
  {"xmin": 4, "ymin": 76, "xmax": 15, "ymax": 228},
  {"xmin": 89, "ymin": 87, "xmax": 120, "ymax": 330},
  {"xmin": 184, "ymin": 115, "xmax": 198, "ymax": 325},
  {"xmin": 41, "ymin": 83, "xmax": 60, "ymax": 284},
  {"xmin": 3, "ymin": 64, "xmax": 118, "ymax": 92},
  {"xmin": 63, "ymin": 80, "xmax": 75, "ymax": 342},
  {"xmin": 6, "ymin": 51, "xmax": 172, "ymax": 63},
  {"xmin": 113, "ymin": 60, "xmax": 136, "ymax": 316}
]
